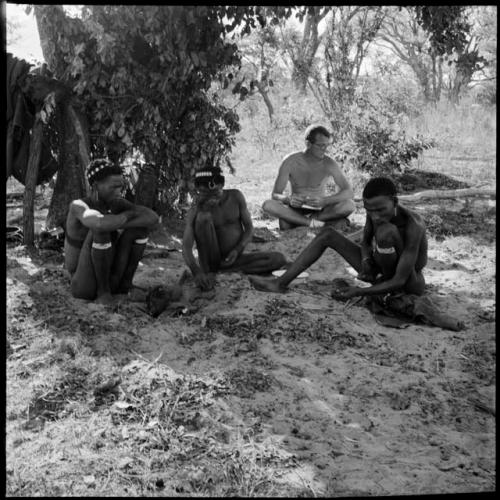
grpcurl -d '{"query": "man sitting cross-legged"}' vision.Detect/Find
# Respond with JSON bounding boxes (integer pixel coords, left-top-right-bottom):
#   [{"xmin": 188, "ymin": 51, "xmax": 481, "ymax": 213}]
[
  {"xmin": 182, "ymin": 165, "xmax": 286, "ymax": 291},
  {"xmin": 262, "ymin": 124, "xmax": 356, "ymax": 230},
  {"xmin": 64, "ymin": 159, "xmax": 159, "ymax": 305},
  {"xmin": 249, "ymin": 176, "xmax": 428, "ymax": 299}
]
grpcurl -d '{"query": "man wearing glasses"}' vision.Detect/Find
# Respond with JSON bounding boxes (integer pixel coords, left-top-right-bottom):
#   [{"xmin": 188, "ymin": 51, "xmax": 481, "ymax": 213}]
[{"xmin": 262, "ymin": 124, "xmax": 355, "ymax": 230}]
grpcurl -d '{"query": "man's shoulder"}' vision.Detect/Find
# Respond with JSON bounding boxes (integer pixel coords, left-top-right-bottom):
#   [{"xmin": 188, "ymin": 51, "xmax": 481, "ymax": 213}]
[
  {"xmin": 401, "ymin": 205, "xmax": 426, "ymax": 231},
  {"xmin": 224, "ymin": 188, "xmax": 246, "ymax": 201},
  {"xmin": 71, "ymin": 198, "xmax": 91, "ymax": 210},
  {"xmin": 323, "ymin": 154, "xmax": 340, "ymax": 169},
  {"xmin": 281, "ymin": 151, "xmax": 304, "ymax": 164}
]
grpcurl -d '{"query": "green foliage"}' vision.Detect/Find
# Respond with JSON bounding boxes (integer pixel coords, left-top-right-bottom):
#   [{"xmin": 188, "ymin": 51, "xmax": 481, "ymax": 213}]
[
  {"xmin": 34, "ymin": 5, "xmax": 294, "ymax": 211},
  {"xmin": 334, "ymin": 97, "xmax": 436, "ymax": 176},
  {"xmin": 414, "ymin": 6, "xmax": 471, "ymax": 56}
]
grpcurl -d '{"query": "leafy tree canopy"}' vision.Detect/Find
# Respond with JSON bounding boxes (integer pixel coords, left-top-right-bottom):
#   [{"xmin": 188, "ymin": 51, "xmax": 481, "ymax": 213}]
[
  {"xmin": 29, "ymin": 5, "xmax": 302, "ymax": 208},
  {"xmin": 414, "ymin": 6, "xmax": 471, "ymax": 56}
]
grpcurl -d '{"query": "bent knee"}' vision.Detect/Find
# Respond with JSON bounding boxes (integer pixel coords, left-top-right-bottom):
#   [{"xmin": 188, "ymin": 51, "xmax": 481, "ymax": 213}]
[
  {"xmin": 262, "ymin": 199, "xmax": 280, "ymax": 214},
  {"xmin": 317, "ymin": 225, "xmax": 342, "ymax": 244},
  {"xmin": 374, "ymin": 222, "xmax": 400, "ymax": 246},
  {"xmin": 273, "ymin": 252, "xmax": 287, "ymax": 267},
  {"xmin": 340, "ymin": 198, "xmax": 356, "ymax": 216}
]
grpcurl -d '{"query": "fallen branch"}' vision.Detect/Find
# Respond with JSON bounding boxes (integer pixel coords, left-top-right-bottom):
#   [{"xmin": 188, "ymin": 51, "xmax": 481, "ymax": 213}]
[{"xmin": 355, "ymin": 188, "xmax": 496, "ymax": 203}]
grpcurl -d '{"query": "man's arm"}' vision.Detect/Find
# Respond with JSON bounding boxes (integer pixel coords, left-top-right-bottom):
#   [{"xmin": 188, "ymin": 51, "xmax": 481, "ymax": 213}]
[
  {"xmin": 72, "ymin": 200, "xmax": 134, "ymax": 232},
  {"xmin": 108, "ymin": 197, "xmax": 159, "ymax": 229},
  {"xmin": 354, "ymin": 222, "xmax": 425, "ymax": 297},
  {"xmin": 271, "ymin": 159, "xmax": 292, "ymax": 203}
]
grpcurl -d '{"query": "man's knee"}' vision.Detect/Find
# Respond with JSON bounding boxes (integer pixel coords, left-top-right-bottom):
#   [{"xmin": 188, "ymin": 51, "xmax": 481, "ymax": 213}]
[
  {"xmin": 262, "ymin": 199, "xmax": 279, "ymax": 215},
  {"xmin": 316, "ymin": 225, "xmax": 342, "ymax": 246},
  {"xmin": 374, "ymin": 222, "xmax": 399, "ymax": 247},
  {"xmin": 272, "ymin": 252, "xmax": 287, "ymax": 267},
  {"xmin": 342, "ymin": 199, "xmax": 356, "ymax": 217}
]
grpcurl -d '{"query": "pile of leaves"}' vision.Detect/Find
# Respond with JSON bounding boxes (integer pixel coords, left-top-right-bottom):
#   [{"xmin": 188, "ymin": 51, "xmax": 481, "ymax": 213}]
[
  {"xmin": 204, "ymin": 298, "xmax": 361, "ymax": 351},
  {"xmin": 392, "ymin": 169, "xmax": 470, "ymax": 193},
  {"xmin": 422, "ymin": 205, "xmax": 495, "ymax": 243}
]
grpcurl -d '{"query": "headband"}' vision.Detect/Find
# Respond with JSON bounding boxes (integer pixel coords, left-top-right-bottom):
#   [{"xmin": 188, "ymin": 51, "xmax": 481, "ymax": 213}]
[
  {"xmin": 86, "ymin": 159, "xmax": 122, "ymax": 184},
  {"xmin": 194, "ymin": 168, "xmax": 224, "ymax": 189}
]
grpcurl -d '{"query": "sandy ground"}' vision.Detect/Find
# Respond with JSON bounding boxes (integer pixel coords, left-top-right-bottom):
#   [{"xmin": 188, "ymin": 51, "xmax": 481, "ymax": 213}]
[{"xmin": 6, "ymin": 198, "xmax": 495, "ymax": 495}]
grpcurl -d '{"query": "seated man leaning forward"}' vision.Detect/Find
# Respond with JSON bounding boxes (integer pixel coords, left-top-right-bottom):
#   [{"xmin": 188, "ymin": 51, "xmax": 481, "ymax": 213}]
[
  {"xmin": 182, "ymin": 165, "xmax": 286, "ymax": 291},
  {"xmin": 250, "ymin": 177, "xmax": 428, "ymax": 299},
  {"xmin": 262, "ymin": 124, "xmax": 356, "ymax": 230},
  {"xmin": 65, "ymin": 159, "xmax": 159, "ymax": 304}
]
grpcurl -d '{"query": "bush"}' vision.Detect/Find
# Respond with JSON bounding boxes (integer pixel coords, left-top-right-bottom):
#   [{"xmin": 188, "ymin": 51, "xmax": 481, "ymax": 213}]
[{"xmin": 333, "ymin": 92, "xmax": 436, "ymax": 177}]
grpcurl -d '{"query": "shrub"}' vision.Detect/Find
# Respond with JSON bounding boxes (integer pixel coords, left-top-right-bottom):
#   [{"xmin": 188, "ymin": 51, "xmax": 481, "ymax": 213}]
[{"xmin": 333, "ymin": 92, "xmax": 436, "ymax": 177}]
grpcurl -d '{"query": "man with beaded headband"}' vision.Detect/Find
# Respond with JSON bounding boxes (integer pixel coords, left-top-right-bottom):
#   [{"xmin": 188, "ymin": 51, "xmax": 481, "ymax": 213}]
[
  {"xmin": 64, "ymin": 159, "xmax": 159, "ymax": 304},
  {"xmin": 182, "ymin": 165, "xmax": 286, "ymax": 290}
]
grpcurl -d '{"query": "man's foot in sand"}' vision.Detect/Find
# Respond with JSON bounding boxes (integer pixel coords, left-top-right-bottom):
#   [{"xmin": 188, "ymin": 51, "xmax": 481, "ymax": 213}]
[
  {"xmin": 95, "ymin": 292, "xmax": 115, "ymax": 305},
  {"xmin": 325, "ymin": 217, "xmax": 350, "ymax": 232},
  {"xmin": 115, "ymin": 284, "xmax": 148, "ymax": 302},
  {"xmin": 249, "ymin": 275, "xmax": 287, "ymax": 293}
]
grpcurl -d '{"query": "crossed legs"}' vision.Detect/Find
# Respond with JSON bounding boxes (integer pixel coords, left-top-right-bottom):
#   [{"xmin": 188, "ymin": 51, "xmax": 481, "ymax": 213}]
[{"xmin": 262, "ymin": 198, "xmax": 356, "ymax": 230}]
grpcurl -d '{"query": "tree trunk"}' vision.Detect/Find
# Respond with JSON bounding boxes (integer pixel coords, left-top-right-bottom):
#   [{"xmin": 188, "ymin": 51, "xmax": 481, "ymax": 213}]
[
  {"xmin": 134, "ymin": 163, "xmax": 159, "ymax": 209},
  {"xmin": 291, "ymin": 8, "xmax": 324, "ymax": 93},
  {"xmin": 46, "ymin": 103, "xmax": 88, "ymax": 230},
  {"xmin": 354, "ymin": 188, "xmax": 496, "ymax": 203},
  {"xmin": 23, "ymin": 119, "xmax": 43, "ymax": 247},
  {"xmin": 256, "ymin": 82, "xmax": 274, "ymax": 123},
  {"xmin": 34, "ymin": 5, "xmax": 69, "ymax": 77}
]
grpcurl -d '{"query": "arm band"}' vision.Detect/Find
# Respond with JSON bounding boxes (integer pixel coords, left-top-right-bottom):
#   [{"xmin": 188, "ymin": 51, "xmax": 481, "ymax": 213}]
[
  {"xmin": 92, "ymin": 242, "xmax": 112, "ymax": 250},
  {"xmin": 134, "ymin": 238, "xmax": 148, "ymax": 245}
]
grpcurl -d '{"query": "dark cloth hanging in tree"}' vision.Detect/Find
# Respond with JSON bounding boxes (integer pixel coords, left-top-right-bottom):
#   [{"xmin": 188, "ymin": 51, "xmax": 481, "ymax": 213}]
[{"xmin": 6, "ymin": 53, "xmax": 59, "ymax": 185}]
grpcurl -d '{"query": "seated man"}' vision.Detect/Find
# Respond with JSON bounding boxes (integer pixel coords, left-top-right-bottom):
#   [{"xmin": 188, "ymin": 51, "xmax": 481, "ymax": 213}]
[
  {"xmin": 262, "ymin": 124, "xmax": 356, "ymax": 230},
  {"xmin": 64, "ymin": 159, "xmax": 159, "ymax": 304},
  {"xmin": 249, "ymin": 177, "xmax": 428, "ymax": 299},
  {"xmin": 182, "ymin": 165, "xmax": 286, "ymax": 291}
]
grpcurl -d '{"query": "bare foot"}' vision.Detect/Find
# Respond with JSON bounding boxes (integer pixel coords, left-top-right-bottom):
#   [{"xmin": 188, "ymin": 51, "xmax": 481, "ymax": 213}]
[
  {"xmin": 248, "ymin": 275, "xmax": 287, "ymax": 293},
  {"xmin": 95, "ymin": 292, "xmax": 115, "ymax": 305}
]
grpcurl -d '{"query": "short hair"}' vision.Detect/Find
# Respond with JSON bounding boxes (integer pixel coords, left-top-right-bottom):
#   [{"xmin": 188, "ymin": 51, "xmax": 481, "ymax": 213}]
[
  {"xmin": 86, "ymin": 159, "xmax": 123, "ymax": 185},
  {"xmin": 362, "ymin": 177, "xmax": 397, "ymax": 199},
  {"xmin": 304, "ymin": 124, "xmax": 331, "ymax": 143},
  {"xmin": 194, "ymin": 165, "xmax": 225, "ymax": 188}
]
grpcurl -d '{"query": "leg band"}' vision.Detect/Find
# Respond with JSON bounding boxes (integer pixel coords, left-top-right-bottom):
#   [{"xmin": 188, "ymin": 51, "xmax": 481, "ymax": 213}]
[
  {"xmin": 92, "ymin": 241, "xmax": 112, "ymax": 250},
  {"xmin": 134, "ymin": 238, "xmax": 148, "ymax": 245},
  {"xmin": 376, "ymin": 243, "xmax": 396, "ymax": 255}
]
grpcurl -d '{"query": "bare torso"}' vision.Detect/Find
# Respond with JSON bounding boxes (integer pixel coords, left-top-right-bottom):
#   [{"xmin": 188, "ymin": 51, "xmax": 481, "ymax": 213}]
[
  {"xmin": 286, "ymin": 152, "xmax": 336, "ymax": 198},
  {"xmin": 195, "ymin": 190, "xmax": 244, "ymax": 257}
]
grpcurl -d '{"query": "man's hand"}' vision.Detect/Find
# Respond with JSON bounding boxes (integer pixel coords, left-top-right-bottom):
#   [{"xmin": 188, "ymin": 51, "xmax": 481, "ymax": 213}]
[
  {"xmin": 221, "ymin": 249, "xmax": 239, "ymax": 268},
  {"xmin": 194, "ymin": 272, "xmax": 216, "ymax": 291},
  {"xmin": 289, "ymin": 194, "xmax": 306, "ymax": 208},
  {"xmin": 332, "ymin": 285, "xmax": 361, "ymax": 300},
  {"xmin": 303, "ymin": 196, "xmax": 326, "ymax": 209}
]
